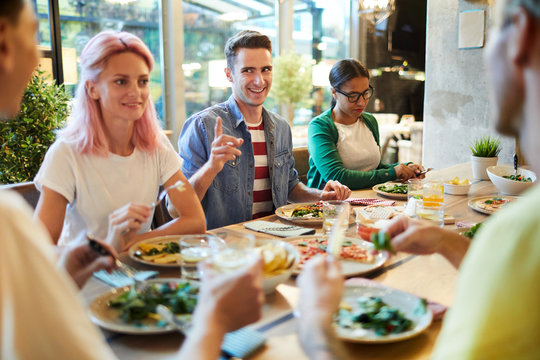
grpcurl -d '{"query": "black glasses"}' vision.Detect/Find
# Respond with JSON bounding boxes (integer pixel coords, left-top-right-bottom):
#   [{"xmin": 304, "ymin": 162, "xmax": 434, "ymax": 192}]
[{"xmin": 334, "ymin": 85, "xmax": 374, "ymax": 103}]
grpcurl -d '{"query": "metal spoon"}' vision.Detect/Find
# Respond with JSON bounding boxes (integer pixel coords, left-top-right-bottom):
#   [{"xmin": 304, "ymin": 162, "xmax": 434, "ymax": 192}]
[
  {"xmin": 514, "ymin": 154, "xmax": 519, "ymax": 176},
  {"xmin": 156, "ymin": 304, "xmax": 191, "ymax": 334}
]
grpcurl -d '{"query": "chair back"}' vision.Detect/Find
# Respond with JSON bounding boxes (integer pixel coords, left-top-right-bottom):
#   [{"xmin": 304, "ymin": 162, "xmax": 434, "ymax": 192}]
[
  {"xmin": 293, "ymin": 146, "xmax": 310, "ymax": 185},
  {"xmin": 0, "ymin": 181, "xmax": 40, "ymax": 209}
]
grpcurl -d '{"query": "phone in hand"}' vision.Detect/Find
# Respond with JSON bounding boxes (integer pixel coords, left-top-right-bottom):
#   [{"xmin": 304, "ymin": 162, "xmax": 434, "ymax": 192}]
[{"xmin": 87, "ymin": 236, "xmax": 119, "ymax": 259}]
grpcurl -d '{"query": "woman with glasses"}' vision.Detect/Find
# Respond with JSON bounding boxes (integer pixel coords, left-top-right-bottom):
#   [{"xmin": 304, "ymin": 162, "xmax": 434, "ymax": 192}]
[{"xmin": 307, "ymin": 59, "xmax": 423, "ymax": 190}]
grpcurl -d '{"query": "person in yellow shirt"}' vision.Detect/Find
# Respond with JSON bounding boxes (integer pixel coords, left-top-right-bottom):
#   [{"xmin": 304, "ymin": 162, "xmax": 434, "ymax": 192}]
[{"xmin": 297, "ymin": 0, "xmax": 540, "ymax": 358}]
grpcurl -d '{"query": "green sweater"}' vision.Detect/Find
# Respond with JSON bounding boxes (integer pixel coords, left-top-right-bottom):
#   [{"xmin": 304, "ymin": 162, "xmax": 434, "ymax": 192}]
[{"xmin": 306, "ymin": 108, "xmax": 399, "ymax": 190}]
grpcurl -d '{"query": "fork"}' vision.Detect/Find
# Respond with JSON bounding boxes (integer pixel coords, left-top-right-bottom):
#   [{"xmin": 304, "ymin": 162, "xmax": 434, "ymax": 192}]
[
  {"xmin": 88, "ymin": 237, "xmax": 149, "ymax": 289},
  {"xmin": 151, "ymin": 180, "xmax": 185, "ymax": 209}
]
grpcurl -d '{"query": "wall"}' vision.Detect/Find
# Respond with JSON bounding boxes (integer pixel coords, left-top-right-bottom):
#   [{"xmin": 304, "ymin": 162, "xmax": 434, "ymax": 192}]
[{"xmin": 423, "ymin": 0, "xmax": 514, "ymax": 169}]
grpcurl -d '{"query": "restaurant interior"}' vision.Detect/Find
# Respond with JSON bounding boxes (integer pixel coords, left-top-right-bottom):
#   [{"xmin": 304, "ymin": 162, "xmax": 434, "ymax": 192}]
[{"xmin": 3, "ymin": 0, "xmax": 538, "ymax": 359}]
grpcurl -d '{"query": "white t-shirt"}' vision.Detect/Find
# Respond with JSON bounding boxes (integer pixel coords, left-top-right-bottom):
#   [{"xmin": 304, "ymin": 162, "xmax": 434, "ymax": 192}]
[
  {"xmin": 334, "ymin": 119, "xmax": 381, "ymax": 171},
  {"xmin": 0, "ymin": 190, "xmax": 116, "ymax": 360},
  {"xmin": 35, "ymin": 134, "xmax": 181, "ymax": 246}
]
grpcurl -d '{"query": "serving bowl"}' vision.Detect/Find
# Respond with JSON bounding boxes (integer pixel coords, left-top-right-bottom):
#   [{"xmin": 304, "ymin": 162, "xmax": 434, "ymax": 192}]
[
  {"xmin": 487, "ymin": 165, "xmax": 536, "ymax": 196},
  {"xmin": 443, "ymin": 182, "xmax": 471, "ymax": 196},
  {"xmin": 256, "ymin": 239, "xmax": 299, "ymax": 294}
]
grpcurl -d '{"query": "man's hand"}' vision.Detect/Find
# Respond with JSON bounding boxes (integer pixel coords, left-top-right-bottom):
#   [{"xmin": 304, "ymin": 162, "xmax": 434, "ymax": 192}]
[
  {"xmin": 106, "ymin": 202, "xmax": 151, "ymax": 251},
  {"xmin": 383, "ymin": 215, "xmax": 469, "ymax": 268},
  {"xmin": 297, "ymin": 255, "xmax": 349, "ymax": 360},
  {"xmin": 384, "ymin": 215, "xmax": 446, "ymax": 255},
  {"xmin": 208, "ymin": 117, "xmax": 244, "ymax": 174},
  {"xmin": 321, "ymin": 180, "xmax": 351, "ymax": 200},
  {"xmin": 57, "ymin": 243, "xmax": 116, "ymax": 289}
]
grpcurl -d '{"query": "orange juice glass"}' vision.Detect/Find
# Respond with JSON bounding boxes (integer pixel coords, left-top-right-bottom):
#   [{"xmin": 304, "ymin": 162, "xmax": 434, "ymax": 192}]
[{"xmin": 423, "ymin": 181, "xmax": 444, "ymax": 206}]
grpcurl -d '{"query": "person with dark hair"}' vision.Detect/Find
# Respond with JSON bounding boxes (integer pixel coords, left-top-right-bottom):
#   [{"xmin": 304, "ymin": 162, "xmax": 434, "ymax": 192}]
[
  {"xmin": 306, "ymin": 58, "xmax": 424, "ymax": 190},
  {"xmin": 298, "ymin": 0, "xmax": 540, "ymax": 358},
  {"xmin": 1, "ymin": 4, "xmax": 264, "ymax": 358},
  {"xmin": 178, "ymin": 30, "xmax": 351, "ymax": 229}
]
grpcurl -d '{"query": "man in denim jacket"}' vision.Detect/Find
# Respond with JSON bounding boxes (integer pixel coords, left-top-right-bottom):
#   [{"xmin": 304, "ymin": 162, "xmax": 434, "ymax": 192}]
[{"xmin": 179, "ymin": 30, "xmax": 350, "ymax": 229}]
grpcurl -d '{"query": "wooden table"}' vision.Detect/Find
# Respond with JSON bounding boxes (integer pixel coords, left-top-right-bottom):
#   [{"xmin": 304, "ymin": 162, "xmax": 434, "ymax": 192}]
[{"xmin": 81, "ymin": 162, "xmax": 500, "ymax": 359}]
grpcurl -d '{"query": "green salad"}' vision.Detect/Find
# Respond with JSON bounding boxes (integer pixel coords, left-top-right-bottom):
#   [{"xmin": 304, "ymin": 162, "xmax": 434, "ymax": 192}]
[
  {"xmin": 379, "ymin": 184, "xmax": 408, "ymax": 194},
  {"xmin": 109, "ymin": 281, "xmax": 198, "ymax": 324},
  {"xmin": 502, "ymin": 174, "xmax": 532, "ymax": 182},
  {"xmin": 370, "ymin": 230, "xmax": 394, "ymax": 253},
  {"xmin": 336, "ymin": 296, "xmax": 418, "ymax": 336}
]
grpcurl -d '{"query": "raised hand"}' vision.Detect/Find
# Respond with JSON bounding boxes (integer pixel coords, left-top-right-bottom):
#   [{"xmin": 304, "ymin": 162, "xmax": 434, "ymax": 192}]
[{"xmin": 208, "ymin": 117, "xmax": 244, "ymax": 173}]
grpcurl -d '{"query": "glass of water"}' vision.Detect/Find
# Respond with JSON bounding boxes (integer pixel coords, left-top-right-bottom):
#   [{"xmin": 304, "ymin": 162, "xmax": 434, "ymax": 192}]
[
  {"xmin": 415, "ymin": 201, "xmax": 444, "ymax": 228},
  {"xmin": 322, "ymin": 201, "xmax": 350, "ymax": 235},
  {"xmin": 180, "ymin": 234, "xmax": 224, "ymax": 280},
  {"xmin": 211, "ymin": 233, "xmax": 256, "ymax": 272}
]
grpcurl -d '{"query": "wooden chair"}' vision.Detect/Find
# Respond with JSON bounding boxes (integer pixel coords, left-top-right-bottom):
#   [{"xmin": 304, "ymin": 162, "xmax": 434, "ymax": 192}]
[
  {"xmin": 293, "ymin": 146, "xmax": 310, "ymax": 185},
  {"xmin": 0, "ymin": 181, "xmax": 40, "ymax": 209}
]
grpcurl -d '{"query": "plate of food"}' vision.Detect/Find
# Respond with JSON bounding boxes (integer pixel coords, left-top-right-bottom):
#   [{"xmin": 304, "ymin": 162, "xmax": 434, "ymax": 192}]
[
  {"xmin": 285, "ymin": 235, "xmax": 388, "ymax": 277},
  {"xmin": 128, "ymin": 235, "xmax": 182, "ymax": 268},
  {"xmin": 89, "ymin": 278, "xmax": 197, "ymax": 334},
  {"xmin": 468, "ymin": 196, "xmax": 517, "ymax": 215},
  {"xmin": 275, "ymin": 202, "xmax": 325, "ymax": 225},
  {"xmin": 373, "ymin": 182, "xmax": 408, "ymax": 200},
  {"xmin": 334, "ymin": 281, "xmax": 433, "ymax": 343}
]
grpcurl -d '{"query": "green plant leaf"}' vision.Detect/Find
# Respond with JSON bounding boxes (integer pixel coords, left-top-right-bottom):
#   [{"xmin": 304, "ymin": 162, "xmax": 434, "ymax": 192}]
[{"xmin": 469, "ymin": 136, "xmax": 502, "ymax": 157}]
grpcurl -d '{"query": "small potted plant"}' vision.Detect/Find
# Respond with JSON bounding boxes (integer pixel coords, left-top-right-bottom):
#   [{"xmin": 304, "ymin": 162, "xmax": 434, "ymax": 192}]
[{"xmin": 470, "ymin": 136, "xmax": 502, "ymax": 180}]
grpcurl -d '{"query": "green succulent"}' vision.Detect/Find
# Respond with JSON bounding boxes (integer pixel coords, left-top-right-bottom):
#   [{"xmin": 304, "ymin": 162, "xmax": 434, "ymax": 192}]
[{"xmin": 470, "ymin": 136, "xmax": 502, "ymax": 157}]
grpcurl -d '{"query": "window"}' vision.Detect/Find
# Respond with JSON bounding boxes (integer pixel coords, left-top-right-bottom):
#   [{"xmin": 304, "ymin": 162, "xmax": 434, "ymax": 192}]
[
  {"xmin": 182, "ymin": 0, "xmax": 275, "ymax": 118},
  {"xmin": 35, "ymin": 0, "xmax": 165, "ymax": 124}
]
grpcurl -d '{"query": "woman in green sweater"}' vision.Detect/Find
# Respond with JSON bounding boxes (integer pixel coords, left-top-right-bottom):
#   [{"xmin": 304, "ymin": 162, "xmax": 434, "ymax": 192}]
[{"xmin": 307, "ymin": 59, "xmax": 424, "ymax": 190}]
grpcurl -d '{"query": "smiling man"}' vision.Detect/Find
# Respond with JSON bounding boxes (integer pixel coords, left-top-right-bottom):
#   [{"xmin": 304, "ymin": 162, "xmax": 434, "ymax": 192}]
[{"xmin": 179, "ymin": 30, "xmax": 351, "ymax": 229}]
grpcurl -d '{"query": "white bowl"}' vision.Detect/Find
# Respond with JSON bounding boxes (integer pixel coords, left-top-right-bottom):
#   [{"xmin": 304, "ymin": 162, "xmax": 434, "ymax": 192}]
[
  {"xmin": 443, "ymin": 181, "xmax": 471, "ymax": 196},
  {"xmin": 257, "ymin": 240, "xmax": 299, "ymax": 294},
  {"xmin": 487, "ymin": 165, "xmax": 536, "ymax": 196}
]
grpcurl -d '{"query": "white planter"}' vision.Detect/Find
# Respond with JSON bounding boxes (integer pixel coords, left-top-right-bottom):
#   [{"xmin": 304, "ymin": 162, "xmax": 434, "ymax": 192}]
[{"xmin": 471, "ymin": 156, "xmax": 498, "ymax": 180}]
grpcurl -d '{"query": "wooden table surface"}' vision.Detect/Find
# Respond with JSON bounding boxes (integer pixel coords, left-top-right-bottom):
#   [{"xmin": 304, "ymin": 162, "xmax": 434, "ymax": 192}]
[{"xmin": 81, "ymin": 162, "xmax": 501, "ymax": 359}]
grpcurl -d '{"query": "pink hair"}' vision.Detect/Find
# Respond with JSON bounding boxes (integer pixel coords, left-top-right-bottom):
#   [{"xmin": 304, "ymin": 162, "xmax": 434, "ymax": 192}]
[{"xmin": 59, "ymin": 30, "xmax": 162, "ymax": 155}]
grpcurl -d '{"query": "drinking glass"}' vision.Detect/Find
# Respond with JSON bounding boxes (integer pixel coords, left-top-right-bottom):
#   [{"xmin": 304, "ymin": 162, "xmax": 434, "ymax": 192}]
[
  {"xmin": 407, "ymin": 178, "xmax": 424, "ymax": 201},
  {"xmin": 322, "ymin": 201, "xmax": 350, "ymax": 235},
  {"xmin": 423, "ymin": 180, "xmax": 444, "ymax": 206},
  {"xmin": 415, "ymin": 202, "xmax": 444, "ymax": 228},
  {"xmin": 180, "ymin": 234, "xmax": 224, "ymax": 280},
  {"xmin": 211, "ymin": 233, "xmax": 256, "ymax": 272}
]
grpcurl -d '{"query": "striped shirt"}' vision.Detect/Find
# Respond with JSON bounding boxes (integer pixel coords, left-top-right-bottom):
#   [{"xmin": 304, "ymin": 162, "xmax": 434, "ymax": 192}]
[{"xmin": 248, "ymin": 119, "xmax": 273, "ymax": 218}]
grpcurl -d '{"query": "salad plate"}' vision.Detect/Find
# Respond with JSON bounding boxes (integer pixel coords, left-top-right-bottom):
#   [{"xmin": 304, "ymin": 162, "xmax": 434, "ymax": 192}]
[
  {"xmin": 334, "ymin": 281, "xmax": 433, "ymax": 343},
  {"xmin": 128, "ymin": 235, "xmax": 183, "ymax": 268},
  {"xmin": 275, "ymin": 202, "xmax": 324, "ymax": 225},
  {"xmin": 372, "ymin": 182, "xmax": 408, "ymax": 200},
  {"xmin": 89, "ymin": 278, "xmax": 197, "ymax": 334}
]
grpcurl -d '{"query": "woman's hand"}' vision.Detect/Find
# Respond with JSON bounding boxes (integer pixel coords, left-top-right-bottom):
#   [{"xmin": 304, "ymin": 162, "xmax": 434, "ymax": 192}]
[
  {"xmin": 384, "ymin": 215, "xmax": 446, "ymax": 255},
  {"xmin": 407, "ymin": 163, "xmax": 425, "ymax": 178},
  {"xmin": 106, "ymin": 203, "xmax": 151, "ymax": 251},
  {"xmin": 394, "ymin": 164, "xmax": 416, "ymax": 181}
]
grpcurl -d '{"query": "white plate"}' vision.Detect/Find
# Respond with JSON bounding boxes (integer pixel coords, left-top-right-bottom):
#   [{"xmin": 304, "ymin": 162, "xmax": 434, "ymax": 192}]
[
  {"xmin": 334, "ymin": 282, "xmax": 433, "ymax": 343},
  {"xmin": 128, "ymin": 235, "xmax": 183, "ymax": 268},
  {"xmin": 372, "ymin": 182, "xmax": 408, "ymax": 200},
  {"xmin": 467, "ymin": 196, "xmax": 518, "ymax": 215},
  {"xmin": 88, "ymin": 278, "xmax": 196, "ymax": 334},
  {"xmin": 284, "ymin": 235, "xmax": 388, "ymax": 277},
  {"xmin": 275, "ymin": 202, "xmax": 324, "ymax": 225}
]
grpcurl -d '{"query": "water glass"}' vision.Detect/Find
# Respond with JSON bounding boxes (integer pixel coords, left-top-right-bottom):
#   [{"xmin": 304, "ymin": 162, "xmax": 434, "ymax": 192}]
[
  {"xmin": 322, "ymin": 201, "xmax": 350, "ymax": 235},
  {"xmin": 415, "ymin": 202, "xmax": 444, "ymax": 228},
  {"xmin": 423, "ymin": 180, "xmax": 444, "ymax": 206},
  {"xmin": 211, "ymin": 233, "xmax": 256, "ymax": 272},
  {"xmin": 180, "ymin": 234, "xmax": 224, "ymax": 280},
  {"xmin": 407, "ymin": 178, "xmax": 424, "ymax": 201}
]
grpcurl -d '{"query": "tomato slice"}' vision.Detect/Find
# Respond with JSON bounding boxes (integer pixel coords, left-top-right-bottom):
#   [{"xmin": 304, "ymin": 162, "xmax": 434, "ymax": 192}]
[{"xmin": 357, "ymin": 224, "xmax": 378, "ymax": 241}]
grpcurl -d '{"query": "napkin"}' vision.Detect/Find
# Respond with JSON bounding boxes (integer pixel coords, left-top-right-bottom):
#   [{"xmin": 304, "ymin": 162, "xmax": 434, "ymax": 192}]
[
  {"xmin": 243, "ymin": 220, "xmax": 316, "ymax": 238},
  {"xmin": 346, "ymin": 198, "xmax": 396, "ymax": 206},
  {"xmin": 93, "ymin": 269, "xmax": 159, "ymax": 288},
  {"xmin": 345, "ymin": 277, "xmax": 448, "ymax": 321}
]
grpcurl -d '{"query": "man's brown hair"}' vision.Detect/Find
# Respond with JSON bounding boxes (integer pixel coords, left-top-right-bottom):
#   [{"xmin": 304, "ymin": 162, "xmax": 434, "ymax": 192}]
[
  {"xmin": 224, "ymin": 30, "xmax": 272, "ymax": 69},
  {"xmin": 0, "ymin": 0, "xmax": 26, "ymax": 24}
]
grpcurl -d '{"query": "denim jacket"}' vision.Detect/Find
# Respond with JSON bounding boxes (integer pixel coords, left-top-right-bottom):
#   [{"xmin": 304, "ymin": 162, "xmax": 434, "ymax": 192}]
[{"xmin": 179, "ymin": 96, "xmax": 300, "ymax": 229}]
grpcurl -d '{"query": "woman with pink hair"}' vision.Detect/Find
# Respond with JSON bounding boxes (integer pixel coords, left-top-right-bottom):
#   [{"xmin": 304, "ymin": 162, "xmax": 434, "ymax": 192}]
[{"xmin": 34, "ymin": 31, "xmax": 205, "ymax": 251}]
